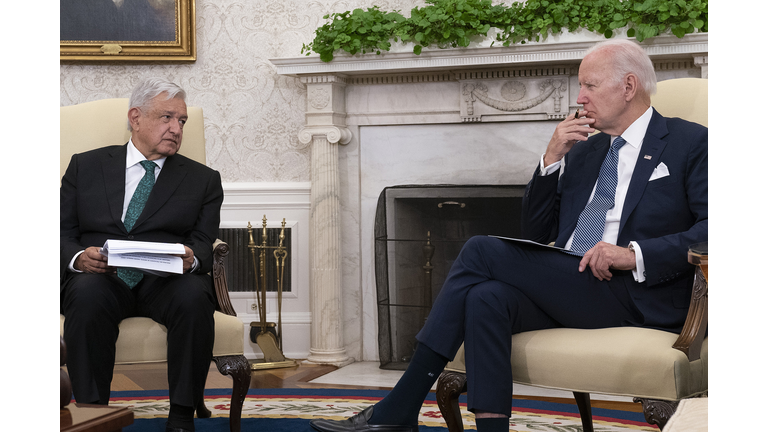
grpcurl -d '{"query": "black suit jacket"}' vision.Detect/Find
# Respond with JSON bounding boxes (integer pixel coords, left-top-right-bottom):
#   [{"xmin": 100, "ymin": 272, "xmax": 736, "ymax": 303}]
[
  {"xmin": 521, "ymin": 110, "xmax": 708, "ymax": 330},
  {"xmin": 60, "ymin": 144, "xmax": 224, "ymax": 286}
]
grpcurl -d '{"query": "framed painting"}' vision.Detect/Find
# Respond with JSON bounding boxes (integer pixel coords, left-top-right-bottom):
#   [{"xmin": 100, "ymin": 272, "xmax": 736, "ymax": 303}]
[{"xmin": 60, "ymin": 0, "xmax": 196, "ymax": 62}]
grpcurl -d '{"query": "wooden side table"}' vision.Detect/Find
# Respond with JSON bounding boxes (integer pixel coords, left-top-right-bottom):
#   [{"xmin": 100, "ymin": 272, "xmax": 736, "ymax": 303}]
[{"xmin": 61, "ymin": 403, "xmax": 134, "ymax": 432}]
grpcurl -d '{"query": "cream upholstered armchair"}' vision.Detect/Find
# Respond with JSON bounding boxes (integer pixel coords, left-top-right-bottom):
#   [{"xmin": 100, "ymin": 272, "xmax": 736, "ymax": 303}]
[
  {"xmin": 59, "ymin": 98, "xmax": 250, "ymax": 432},
  {"xmin": 436, "ymin": 78, "xmax": 708, "ymax": 432}
]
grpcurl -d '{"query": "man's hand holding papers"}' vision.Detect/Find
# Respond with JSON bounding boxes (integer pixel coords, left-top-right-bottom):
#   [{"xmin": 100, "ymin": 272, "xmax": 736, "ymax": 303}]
[
  {"xmin": 100, "ymin": 240, "xmax": 187, "ymax": 276},
  {"xmin": 74, "ymin": 246, "xmax": 114, "ymax": 274}
]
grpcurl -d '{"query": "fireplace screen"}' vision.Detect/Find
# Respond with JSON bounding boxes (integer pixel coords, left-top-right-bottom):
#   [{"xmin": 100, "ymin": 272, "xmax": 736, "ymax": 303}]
[{"xmin": 375, "ymin": 185, "xmax": 525, "ymax": 369}]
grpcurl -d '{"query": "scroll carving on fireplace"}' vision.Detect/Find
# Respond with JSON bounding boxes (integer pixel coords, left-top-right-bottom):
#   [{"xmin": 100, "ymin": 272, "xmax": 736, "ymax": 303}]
[{"xmin": 461, "ymin": 78, "xmax": 567, "ymax": 122}]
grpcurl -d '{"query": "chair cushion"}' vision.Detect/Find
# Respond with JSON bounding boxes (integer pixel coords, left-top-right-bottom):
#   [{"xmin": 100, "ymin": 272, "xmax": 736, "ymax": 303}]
[
  {"xmin": 60, "ymin": 311, "xmax": 244, "ymax": 364},
  {"xmin": 444, "ymin": 327, "xmax": 707, "ymax": 401}
]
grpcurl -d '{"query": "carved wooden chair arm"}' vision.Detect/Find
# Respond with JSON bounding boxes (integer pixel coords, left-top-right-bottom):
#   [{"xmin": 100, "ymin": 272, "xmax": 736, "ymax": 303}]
[
  {"xmin": 672, "ymin": 266, "xmax": 708, "ymax": 361},
  {"xmin": 61, "ymin": 336, "xmax": 72, "ymax": 409},
  {"xmin": 212, "ymin": 239, "xmax": 237, "ymax": 317}
]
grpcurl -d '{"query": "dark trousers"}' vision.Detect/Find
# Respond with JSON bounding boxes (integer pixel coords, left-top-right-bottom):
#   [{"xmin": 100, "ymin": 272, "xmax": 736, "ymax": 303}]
[
  {"xmin": 416, "ymin": 236, "xmax": 644, "ymax": 415},
  {"xmin": 61, "ymin": 272, "xmax": 216, "ymax": 408}
]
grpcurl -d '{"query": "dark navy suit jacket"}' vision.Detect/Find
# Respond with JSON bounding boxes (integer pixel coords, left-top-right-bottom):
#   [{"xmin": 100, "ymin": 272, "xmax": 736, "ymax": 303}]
[
  {"xmin": 521, "ymin": 109, "xmax": 708, "ymax": 331},
  {"xmin": 60, "ymin": 144, "xmax": 224, "ymax": 287}
]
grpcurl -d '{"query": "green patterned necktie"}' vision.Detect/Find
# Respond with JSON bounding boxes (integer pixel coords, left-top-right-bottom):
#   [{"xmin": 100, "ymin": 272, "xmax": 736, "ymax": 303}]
[{"xmin": 117, "ymin": 160, "xmax": 157, "ymax": 288}]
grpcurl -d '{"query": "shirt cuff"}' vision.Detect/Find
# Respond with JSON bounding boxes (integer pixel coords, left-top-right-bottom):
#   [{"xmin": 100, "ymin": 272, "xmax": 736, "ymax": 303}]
[
  {"xmin": 190, "ymin": 256, "xmax": 200, "ymax": 273},
  {"xmin": 68, "ymin": 250, "xmax": 85, "ymax": 273},
  {"xmin": 539, "ymin": 153, "xmax": 562, "ymax": 176},
  {"xmin": 630, "ymin": 241, "xmax": 646, "ymax": 283}
]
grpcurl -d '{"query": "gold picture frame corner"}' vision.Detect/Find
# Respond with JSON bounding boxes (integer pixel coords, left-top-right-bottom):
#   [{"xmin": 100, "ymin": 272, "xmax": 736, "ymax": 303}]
[{"xmin": 60, "ymin": 0, "xmax": 196, "ymax": 63}]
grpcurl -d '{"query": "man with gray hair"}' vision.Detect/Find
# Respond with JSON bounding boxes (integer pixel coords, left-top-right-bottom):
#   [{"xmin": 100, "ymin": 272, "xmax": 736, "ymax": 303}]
[
  {"xmin": 310, "ymin": 39, "xmax": 707, "ymax": 432},
  {"xmin": 61, "ymin": 78, "xmax": 224, "ymax": 432}
]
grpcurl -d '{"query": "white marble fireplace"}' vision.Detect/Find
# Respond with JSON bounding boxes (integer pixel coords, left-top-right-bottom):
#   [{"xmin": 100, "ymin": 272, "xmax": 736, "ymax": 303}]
[{"xmin": 270, "ymin": 31, "xmax": 708, "ymax": 363}]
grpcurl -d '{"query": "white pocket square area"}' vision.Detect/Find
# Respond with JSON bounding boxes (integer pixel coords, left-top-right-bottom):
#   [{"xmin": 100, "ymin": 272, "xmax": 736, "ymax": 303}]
[{"xmin": 649, "ymin": 162, "xmax": 670, "ymax": 181}]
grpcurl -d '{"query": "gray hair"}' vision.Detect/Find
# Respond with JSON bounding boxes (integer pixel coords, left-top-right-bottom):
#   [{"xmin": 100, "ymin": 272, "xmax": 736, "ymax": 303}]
[
  {"xmin": 127, "ymin": 77, "xmax": 186, "ymax": 131},
  {"xmin": 584, "ymin": 39, "xmax": 657, "ymax": 97}
]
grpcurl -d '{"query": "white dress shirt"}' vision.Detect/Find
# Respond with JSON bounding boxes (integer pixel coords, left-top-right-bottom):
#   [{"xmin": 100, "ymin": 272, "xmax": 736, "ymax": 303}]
[
  {"xmin": 539, "ymin": 107, "xmax": 654, "ymax": 282},
  {"xmin": 122, "ymin": 139, "xmax": 166, "ymax": 221}
]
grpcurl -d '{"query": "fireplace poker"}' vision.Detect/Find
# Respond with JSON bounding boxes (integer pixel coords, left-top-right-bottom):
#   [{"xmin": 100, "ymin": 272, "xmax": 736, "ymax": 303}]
[{"xmin": 273, "ymin": 219, "xmax": 288, "ymax": 350}]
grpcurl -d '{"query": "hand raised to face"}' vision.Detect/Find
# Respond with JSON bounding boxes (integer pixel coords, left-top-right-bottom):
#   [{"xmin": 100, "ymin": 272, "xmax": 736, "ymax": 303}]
[{"xmin": 543, "ymin": 110, "xmax": 596, "ymax": 166}]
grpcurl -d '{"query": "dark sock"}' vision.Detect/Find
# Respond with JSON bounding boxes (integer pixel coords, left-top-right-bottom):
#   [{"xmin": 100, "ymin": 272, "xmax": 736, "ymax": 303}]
[
  {"xmin": 167, "ymin": 404, "xmax": 195, "ymax": 431},
  {"xmin": 368, "ymin": 343, "xmax": 449, "ymax": 426},
  {"xmin": 476, "ymin": 417, "xmax": 510, "ymax": 432}
]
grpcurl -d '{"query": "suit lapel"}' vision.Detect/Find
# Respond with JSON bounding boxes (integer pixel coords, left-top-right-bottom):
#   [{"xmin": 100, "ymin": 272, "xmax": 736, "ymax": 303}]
[
  {"xmin": 103, "ymin": 145, "xmax": 128, "ymax": 233},
  {"xmin": 131, "ymin": 154, "xmax": 188, "ymax": 230},
  {"xmin": 619, "ymin": 109, "xmax": 669, "ymax": 235}
]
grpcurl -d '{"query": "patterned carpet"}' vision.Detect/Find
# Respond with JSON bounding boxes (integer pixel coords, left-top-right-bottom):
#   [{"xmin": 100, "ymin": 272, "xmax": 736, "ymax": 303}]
[{"xmin": 105, "ymin": 388, "xmax": 657, "ymax": 431}]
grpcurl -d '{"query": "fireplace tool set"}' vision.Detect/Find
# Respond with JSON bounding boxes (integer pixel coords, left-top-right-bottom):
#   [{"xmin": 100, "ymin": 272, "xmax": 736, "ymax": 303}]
[{"xmin": 247, "ymin": 216, "xmax": 297, "ymax": 370}]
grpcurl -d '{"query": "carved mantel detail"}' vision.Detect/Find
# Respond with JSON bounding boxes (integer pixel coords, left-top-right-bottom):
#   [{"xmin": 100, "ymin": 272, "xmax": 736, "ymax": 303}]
[
  {"xmin": 308, "ymin": 87, "xmax": 330, "ymax": 109},
  {"xmin": 300, "ymin": 75, "xmax": 349, "ymax": 85},
  {"xmin": 694, "ymin": 55, "xmax": 708, "ymax": 79},
  {"xmin": 461, "ymin": 77, "xmax": 569, "ymax": 122},
  {"xmin": 465, "ymin": 79, "xmax": 566, "ymax": 113},
  {"xmin": 301, "ymin": 74, "xmax": 349, "ymax": 128}
]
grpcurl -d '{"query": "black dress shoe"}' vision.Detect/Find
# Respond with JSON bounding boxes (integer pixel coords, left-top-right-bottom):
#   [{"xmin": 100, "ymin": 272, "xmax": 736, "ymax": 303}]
[
  {"xmin": 165, "ymin": 427, "xmax": 192, "ymax": 432},
  {"xmin": 309, "ymin": 406, "xmax": 418, "ymax": 432}
]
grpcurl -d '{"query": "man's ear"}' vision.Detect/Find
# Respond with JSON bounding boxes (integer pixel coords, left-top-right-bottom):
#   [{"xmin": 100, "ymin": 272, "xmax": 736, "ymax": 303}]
[
  {"xmin": 128, "ymin": 107, "xmax": 142, "ymax": 131},
  {"xmin": 624, "ymin": 73, "xmax": 639, "ymax": 102}
]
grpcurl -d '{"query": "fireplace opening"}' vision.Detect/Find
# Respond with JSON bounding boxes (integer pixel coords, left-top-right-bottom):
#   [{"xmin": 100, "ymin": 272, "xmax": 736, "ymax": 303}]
[{"xmin": 374, "ymin": 185, "xmax": 525, "ymax": 369}]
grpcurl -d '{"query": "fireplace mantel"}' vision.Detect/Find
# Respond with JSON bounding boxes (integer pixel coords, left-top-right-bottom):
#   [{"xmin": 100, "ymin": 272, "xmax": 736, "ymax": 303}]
[
  {"xmin": 271, "ymin": 32, "xmax": 707, "ymax": 77},
  {"xmin": 270, "ymin": 32, "xmax": 708, "ymax": 364}
]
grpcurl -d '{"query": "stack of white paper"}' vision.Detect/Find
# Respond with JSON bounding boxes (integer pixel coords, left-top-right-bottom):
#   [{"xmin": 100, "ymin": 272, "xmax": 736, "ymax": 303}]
[{"xmin": 100, "ymin": 240, "xmax": 186, "ymax": 276}]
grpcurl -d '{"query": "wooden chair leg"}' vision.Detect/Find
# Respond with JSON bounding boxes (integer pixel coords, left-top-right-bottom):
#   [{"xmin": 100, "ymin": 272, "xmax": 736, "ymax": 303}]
[
  {"xmin": 634, "ymin": 397, "xmax": 680, "ymax": 431},
  {"xmin": 436, "ymin": 371, "xmax": 468, "ymax": 432},
  {"xmin": 573, "ymin": 392, "xmax": 594, "ymax": 432},
  {"xmin": 214, "ymin": 355, "xmax": 251, "ymax": 432},
  {"xmin": 196, "ymin": 398, "xmax": 212, "ymax": 418}
]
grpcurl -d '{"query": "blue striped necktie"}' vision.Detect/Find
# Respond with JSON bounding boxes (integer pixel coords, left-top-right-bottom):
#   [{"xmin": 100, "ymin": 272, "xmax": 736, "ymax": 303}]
[
  {"xmin": 567, "ymin": 136, "xmax": 627, "ymax": 256},
  {"xmin": 117, "ymin": 160, "xmax": 157, "ymax": 288}
]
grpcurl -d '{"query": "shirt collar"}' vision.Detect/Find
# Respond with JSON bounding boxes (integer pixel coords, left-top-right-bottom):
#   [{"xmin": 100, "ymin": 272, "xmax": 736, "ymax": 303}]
[
  {"xmin": 612, "ymin": 106, "xmax": 653, "ymax": 149},
  {"xmin": 127, "ymin": 139, "xmax": 166, "ymax": 170}
]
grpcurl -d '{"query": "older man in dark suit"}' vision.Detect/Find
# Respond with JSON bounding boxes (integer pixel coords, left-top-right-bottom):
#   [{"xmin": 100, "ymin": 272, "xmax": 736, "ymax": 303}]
[
  {"xmin": 310, "ymin": 39, "xmax": 707, "ymax": 432},
  {"xmin": 60, "ymin": 78, "xmax": 223, "ymax": 432}
]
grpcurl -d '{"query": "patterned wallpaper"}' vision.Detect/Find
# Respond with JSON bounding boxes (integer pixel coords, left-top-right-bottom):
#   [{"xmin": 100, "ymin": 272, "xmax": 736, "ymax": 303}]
[{"xmin": 60, "ymin": 0, "xmax": 430, "ymax": 182}]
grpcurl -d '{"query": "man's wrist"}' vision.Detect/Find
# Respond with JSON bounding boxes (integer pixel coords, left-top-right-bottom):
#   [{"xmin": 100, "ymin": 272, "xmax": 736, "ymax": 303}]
[{"xmin": 539, "ymin": 153, "xmax": 562, "ymax": 176}]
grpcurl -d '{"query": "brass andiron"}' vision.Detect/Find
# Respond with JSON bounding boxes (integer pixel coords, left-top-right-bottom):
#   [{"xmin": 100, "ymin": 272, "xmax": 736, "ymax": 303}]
[{"xmin": 247, "ymin": 216, "xmax": 296, "ymax": 370}]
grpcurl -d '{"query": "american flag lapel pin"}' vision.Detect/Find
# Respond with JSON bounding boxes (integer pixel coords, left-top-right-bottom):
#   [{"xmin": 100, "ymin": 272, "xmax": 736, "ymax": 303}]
[{"xmin": 644, "ymin": 155, "xmax": 652, "ymax": 160}]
